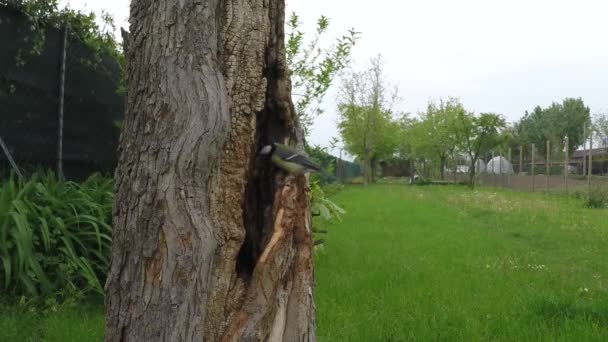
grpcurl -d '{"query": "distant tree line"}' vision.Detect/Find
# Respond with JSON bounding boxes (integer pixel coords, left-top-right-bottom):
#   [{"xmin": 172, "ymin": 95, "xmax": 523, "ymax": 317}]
[{"xmin": 335, "ymin": 56, "xmax": 598, "ymax": 188}]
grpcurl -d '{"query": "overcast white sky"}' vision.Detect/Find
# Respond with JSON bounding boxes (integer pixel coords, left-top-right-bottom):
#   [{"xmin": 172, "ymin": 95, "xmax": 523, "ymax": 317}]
[{"xmin": 60, "ymin": 0, "xmax": 608, "ymax": 155}]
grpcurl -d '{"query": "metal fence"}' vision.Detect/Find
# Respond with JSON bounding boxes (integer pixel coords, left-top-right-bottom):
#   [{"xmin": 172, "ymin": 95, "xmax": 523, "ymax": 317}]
[
  {"xmin": 0, "ymin": 6, "xmax": 124, "ymax": 181},
  {"xmin": 450, "ymin": 137, "xmax": 608, "ymax": 195}
]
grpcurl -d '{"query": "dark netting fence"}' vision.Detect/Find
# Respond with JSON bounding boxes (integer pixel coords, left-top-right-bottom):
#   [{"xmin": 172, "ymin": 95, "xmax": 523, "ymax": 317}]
[
  {"xmin": 0, "ymin": 6, "xmax": 123, "ymax": 181},
  {"xmin": 336, "ymin": 158, "xmax": 361, "ymax": 182}
]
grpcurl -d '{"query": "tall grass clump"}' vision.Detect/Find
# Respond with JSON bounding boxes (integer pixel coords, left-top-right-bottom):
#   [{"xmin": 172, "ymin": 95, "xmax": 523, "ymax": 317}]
[
  {"xmin": 0, "ymin": 172, "xmax": 113, "ymax": 299},
  {"xmin": 585, "ymin": 189, "xmax": 608, "ymax": 209}
]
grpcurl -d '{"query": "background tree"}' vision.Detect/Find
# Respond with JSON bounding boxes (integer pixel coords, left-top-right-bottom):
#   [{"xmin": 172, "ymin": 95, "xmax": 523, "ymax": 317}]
[
  {"xmin": 105, "ymin": 0, "xmax": 316, "ymax": 340},
  {"xmin": 371, "ymin": 117, "xmax": 401, "ymax": 180},
  {"xmin": 395, "ymin": 114, "xmax": 425, "ymax": 180},
  {"xmin": 517, "ymin": 98, "xmax": 590, "ymax": 155},
  {"xmin": 287, "ymin": 13, "xmax": 358, "ymax": 134},
  {"xmin": 593, "ymin": 113, "xmax": 608, "ymax": 147},
  {"xmin": 456, "ymin": 112, "xmax": 506, "ymax": 187},
  {"xmin": 337, "ymin": 56, "xmax": 398, "ymax": 185},
  {"xmin": 499, "ymin": 123, "xmax": 521, "ymax": 155},
  {"xmin": 408, "ymin": 98, "xmax": 463, "ymax": 180}
]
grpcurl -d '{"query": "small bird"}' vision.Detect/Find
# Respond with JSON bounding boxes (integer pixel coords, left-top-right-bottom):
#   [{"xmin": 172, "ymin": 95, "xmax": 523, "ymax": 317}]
[{"xmin": 259, "ymin": 143, "xmax": 322, "ymax": 175}]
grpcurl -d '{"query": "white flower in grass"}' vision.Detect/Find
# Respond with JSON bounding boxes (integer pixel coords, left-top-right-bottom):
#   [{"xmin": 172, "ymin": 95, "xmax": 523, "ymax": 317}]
[{"xmin": 526, "ymin": 264, "xmax": 547, "ymax": 270}]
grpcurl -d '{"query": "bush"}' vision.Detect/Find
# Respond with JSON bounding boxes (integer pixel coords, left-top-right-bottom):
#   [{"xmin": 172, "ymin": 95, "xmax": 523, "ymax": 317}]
[
  {"xmin": 0, "ymin": 172, "xmax": 113, "ymax": 299},
  {"xmin": 585, "ymin": 189, "xmax": 608, "ymax": 209}
]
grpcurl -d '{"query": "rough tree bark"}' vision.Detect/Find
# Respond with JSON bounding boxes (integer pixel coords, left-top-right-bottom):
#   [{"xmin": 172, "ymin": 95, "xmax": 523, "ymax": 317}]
[{"xmin": 104, "ymin": 0, "xmax": 315, "ymax": 341}]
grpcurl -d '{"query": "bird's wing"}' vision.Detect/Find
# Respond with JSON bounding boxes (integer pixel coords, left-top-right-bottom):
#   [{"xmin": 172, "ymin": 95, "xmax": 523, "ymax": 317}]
[
  {"xmin": 284, "ymin": 153, "xmax": 299, "ymax": 161},
  {"xmin": 290, "ymin": 155, "xmax": 322, "ymax": 172},
  {"xmin": 274, "ymin": 147, "xmax": 321, "ymax": 172}
]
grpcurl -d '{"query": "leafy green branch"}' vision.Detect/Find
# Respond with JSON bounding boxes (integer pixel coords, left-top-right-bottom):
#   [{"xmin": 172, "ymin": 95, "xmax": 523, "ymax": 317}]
[
  {"xmin": 1, "ymin": 0, "xmax": 124, "ymax": 75},
  {"xmin": 287, "ymin": 12, "xmax": 359, "ymax": 134},
  {"xmin": 310, "ymin": 180, "xmax": 345, "ymax": 248}
]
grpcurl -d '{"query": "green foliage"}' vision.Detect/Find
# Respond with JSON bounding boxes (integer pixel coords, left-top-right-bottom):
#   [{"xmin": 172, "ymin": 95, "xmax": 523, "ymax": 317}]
[
  {"xmin": 287, "ymin": 12, "xmax": 359, "ymax": 133},
  {"xmin": 404, "ymin": 98, "xmax": 464, "ymax": 179},
  {"xmin": 398, "ymin": 98, "xmax": 505, "ymax": 184},
  {"xmin": 593, "ymin": 113, "xmax": 608, "ymax": 147},
  {"xmin": 497, "ymin": 123, "xmax": 521, "ymax": 154},
  {"xmin": 310, "ymin": 181, "xmax": 345, "ymax": 222},
  {"xmin": 585, "ymin": 189, "xmax": 608, "ymax": 209},
  {"xmin": 456, "ymin": 111, "xmax": 506, "ymax": 187},
  {"xmin": 2, "ymin": 0, "xmax": 125, "ymax": 81},
  {"xmin": 337, "ymin": 56, "xmax": 400, "ymax": 184},
  {"xmin": 310, "ymin": 181, "xmax": 345, "ymax": 249},
  {"xmin": 517, "ymin": 98, "xmax": 590, "ymax": 155},
  {"xmin": 0, "ymin": 172, "xmax": 113, "ymax": 299},
  {"xmin": 305, "ymin": 144, "xmax": 337, "ymax": 182}
]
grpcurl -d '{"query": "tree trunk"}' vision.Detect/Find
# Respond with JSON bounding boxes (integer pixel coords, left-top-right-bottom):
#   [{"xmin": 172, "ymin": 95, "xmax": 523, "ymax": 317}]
[
  {"xmin": 451, "ymin": 152, "xmax": 457, "ymax": 184},
  {"xmin": 370, "ymin": 157, "xmax": 377, "ymax": 183},
  {"xmin": 423, "ymin": 159, "xmax": 427, "ymax": 178},
  {"xmin": 410, "ymin": 159, "xmax": 415, "ymax": 183},
  {"xmin": 104, "ymin": 1, "xmax": 315, "ymax": 341},
  {"xmin": 439, "ymin": 156, "xmax": 446, "ymax": 180},
  {"xmin": 363, "ymin": 146, "xmax": 370, "ymax": 186},
  {"xmin": 468, "ymin": 158, "xmax": 477, "ymax": 189}
]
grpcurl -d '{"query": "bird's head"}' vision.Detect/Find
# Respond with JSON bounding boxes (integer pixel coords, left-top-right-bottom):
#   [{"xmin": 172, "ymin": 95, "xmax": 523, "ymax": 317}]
[{"xmin": 259, "ymin": 145, "xmax": 273, "ymax": 155}]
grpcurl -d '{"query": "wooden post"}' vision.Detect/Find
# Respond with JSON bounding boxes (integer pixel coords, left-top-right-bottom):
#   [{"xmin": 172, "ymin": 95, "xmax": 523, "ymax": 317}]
[
  {"xmin": 588, "ymin": 133, "xmax": 593, "ymax": 196},
  {"xmin": 519, "ymin": 145, "xmax": 523, "ymax": 175},
  {"xmin": 508, "ymin": 148, "xmax": 512, "ymax": 187},
  {"xmin": 492, "ymin": 151, "xmax": 496, "ymax": 187},
  {"xmin": 531, "ymin": 144, "xmax": 536, "ymax": 192},
  {"xmin": 583, "ymin": 124, "xmax": 587, "ymax": 176},
  {"xmin": 546, "ymin": 140, "xmax": 550, "ymax": 192},
  {"xmin": 564, "ymin": 136, "xmax": 569, "ymax": 193}
]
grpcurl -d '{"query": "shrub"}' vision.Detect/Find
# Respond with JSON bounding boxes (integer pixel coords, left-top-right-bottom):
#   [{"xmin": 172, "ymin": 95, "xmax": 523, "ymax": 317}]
[
  {"xmin": 585, "ymin": 189, "xmax": 608, "ymax": 209},
  {"xmin": 0, "ymin": 172, "xmax": 113, "ymax": 299}
]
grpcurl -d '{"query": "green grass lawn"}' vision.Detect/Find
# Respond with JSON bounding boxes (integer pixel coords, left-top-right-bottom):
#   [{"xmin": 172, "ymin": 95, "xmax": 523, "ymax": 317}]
[
  {"xmin": 315, "ymin": 185, "xmax": 608, "ymax": 341},
  {"xmin": 2, "ymin": 185, "xmax": 607, "ymax": 341},
  {"xmin": 0, "ymin": 301, "xmax": 104, "ymax": 342}
]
